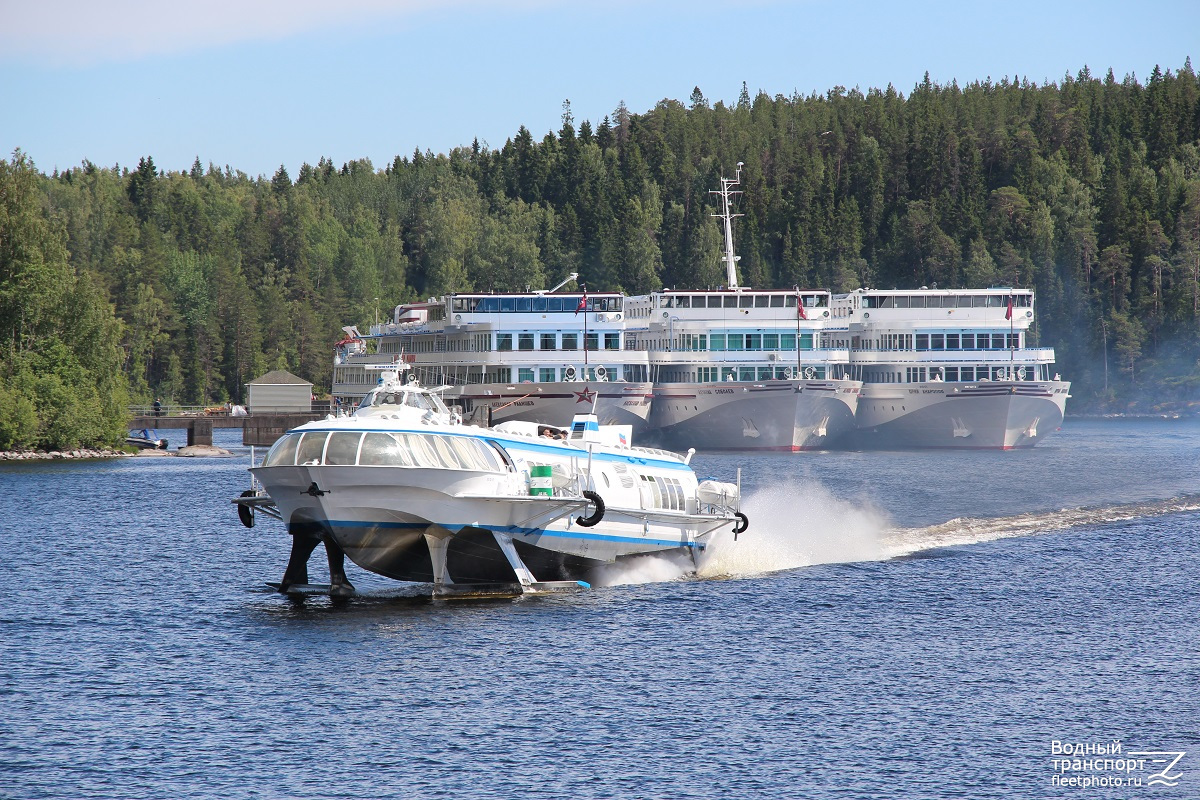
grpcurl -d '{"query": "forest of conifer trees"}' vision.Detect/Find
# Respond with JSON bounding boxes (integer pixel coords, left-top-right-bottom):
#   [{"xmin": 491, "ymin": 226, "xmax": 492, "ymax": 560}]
[{"xmin": 2, "ymin": 62, "xmax": 1199, "ymax": 449}]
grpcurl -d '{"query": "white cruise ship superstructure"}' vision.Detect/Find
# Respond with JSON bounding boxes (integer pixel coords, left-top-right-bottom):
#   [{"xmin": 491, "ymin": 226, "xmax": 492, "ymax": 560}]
[
  {"xmin": 829, "ymin": 287, "xmax": 1070, "ymax": 448},
  {"xmin": 625, "ymin": 289, "xmax": 860, "ymax": 450},
  {"xmin": 621, "ymin": 164, "xmax": 860, "ymax": 451},
  {"xmin": 331, "ymin": 283, "xmax": 653, "ymax": 434}
]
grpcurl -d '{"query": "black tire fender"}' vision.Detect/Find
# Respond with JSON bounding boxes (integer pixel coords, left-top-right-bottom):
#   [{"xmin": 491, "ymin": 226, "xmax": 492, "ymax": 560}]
[
  {"xmin": 576, "ymin": 490, "xmax": 605, "ymax": 527},
  {"xmin": 238, "ymin": 489, "xmax": 256, "ymax": 529},
  {"xmin": 732, "ymin": 512, "xmax": 749, "ymax": 535}
]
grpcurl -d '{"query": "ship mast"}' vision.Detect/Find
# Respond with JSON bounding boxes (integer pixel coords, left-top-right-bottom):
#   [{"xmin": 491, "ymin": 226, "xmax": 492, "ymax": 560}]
[{"xmin": 711, "ymin": 163, "xmax": 745, "ymax": 289}]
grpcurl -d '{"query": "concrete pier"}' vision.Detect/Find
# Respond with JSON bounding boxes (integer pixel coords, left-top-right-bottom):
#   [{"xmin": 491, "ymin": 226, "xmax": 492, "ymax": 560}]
[{"xmin": 130, "ymin": 413, "xmax": 322, "ymax": 446}]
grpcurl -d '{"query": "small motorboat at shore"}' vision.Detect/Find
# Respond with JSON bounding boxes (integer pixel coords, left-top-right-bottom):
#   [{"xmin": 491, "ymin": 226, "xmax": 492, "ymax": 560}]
[
  {"xmin": 126, "ymin": 428, "xmax": 168, "ymax": 450},
  {"xmin": 234, "ymin": 366, "xmax": 748, "ymax": 598}
]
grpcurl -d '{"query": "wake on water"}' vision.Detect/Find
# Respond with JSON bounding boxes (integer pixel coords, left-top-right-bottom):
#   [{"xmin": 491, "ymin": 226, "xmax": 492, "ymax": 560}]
[{"xmin": 591, "ymin": 482, "xmax": 1200, "ymax": 588}]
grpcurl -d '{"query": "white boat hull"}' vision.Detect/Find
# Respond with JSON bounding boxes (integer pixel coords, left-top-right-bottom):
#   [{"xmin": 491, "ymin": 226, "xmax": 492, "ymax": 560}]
[
  {"xmin": 646, "ymin": 380, "xmax": 860, "ymax": 451},
  {"xmin": 850, "ymin": 381, "xmax": 1070, "ymax": 449},
  {"xmin": 446, "ymin": 381, "xmax": 653, "ymax": 435},
  {"xmin": 254, "ymin": 462, "xmax": 718, "ymax": 585}
]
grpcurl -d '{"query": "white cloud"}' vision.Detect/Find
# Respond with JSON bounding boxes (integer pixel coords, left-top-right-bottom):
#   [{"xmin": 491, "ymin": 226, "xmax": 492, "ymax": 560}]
[{"xmin": 1, "ymin": 0, "xmax": 545, "ymax": 65}]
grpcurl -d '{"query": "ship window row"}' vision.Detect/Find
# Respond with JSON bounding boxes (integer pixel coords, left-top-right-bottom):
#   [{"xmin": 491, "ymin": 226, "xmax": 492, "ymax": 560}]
[
  {"xmin": 451, "ymin": 296, "xmax": 622, "ymax": 313},
  {"xmin": 409, "ymin": 364, "xmax": 649, "ymax": 384},
  {"xmin": 657, "ymin": 294, "xmax": 825, "ymax": 310},
  {"xmin": 261, "ymin": 430, "xmax": 510, "ymax": 472},
  {"xmin": 854, "ymin": 364, "xmax": 1048, "ymax": 382},
  {"xmin": 628, "ymin": 332, "xmax": 814, "ymax": 352},
  {"xmin": 514, "ymin": 366, "xmax": 619, "ymax": 382},
  {"xmin": 332, "ymin": 367, "xmax": 376, "ymax": 384},
  {"xmin": 860, "ymin": 293, "xmax": 1032, "ymax": 309},
  {"xmin": 662, "ymin": 366, "xmax": 829, "ymax": 383},
  {"xmin": 497, "ymin": 332, "xmax": 621, "ymax": 351},
  {"xmin": 849, "ymin": 333, "xmax": 1021, "ymax": 351}
]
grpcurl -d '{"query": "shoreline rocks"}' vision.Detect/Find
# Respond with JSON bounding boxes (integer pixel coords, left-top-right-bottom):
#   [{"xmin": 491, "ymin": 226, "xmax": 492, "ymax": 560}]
[
  {"xmin": 176, "ymin": 444, "xmax": 236, "ymax": 458},
  {"xmin": 1, "ymin": 444, "xmax": 237, "ymax": 461},
  {"xmin": 0, "ymin": 448, "xmax": 134, "ymax": 461}
]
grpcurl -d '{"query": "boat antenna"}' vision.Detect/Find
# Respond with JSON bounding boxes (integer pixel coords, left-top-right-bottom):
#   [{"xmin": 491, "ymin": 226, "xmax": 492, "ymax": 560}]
[{"xmin": 711, "ymin": 163, "xmax": 744, "ymax": 290}]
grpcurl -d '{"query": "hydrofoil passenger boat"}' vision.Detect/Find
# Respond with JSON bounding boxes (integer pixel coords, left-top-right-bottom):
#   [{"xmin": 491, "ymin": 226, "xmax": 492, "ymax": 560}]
[{"xmin": 235, "ymin": 366, "xmax": 746, "ymax": 597}]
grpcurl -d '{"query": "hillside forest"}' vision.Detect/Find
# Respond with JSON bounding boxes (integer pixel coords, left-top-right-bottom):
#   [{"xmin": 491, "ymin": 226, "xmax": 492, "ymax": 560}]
[{"xmin": 2, "ymin": 62, "xmax": 1199, "ymax": 449}]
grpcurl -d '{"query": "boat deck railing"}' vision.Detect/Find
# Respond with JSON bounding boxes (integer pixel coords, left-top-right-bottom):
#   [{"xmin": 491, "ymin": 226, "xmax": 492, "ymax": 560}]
[{"xmin": 848, "ymin": 347, "xmax": 1056, "ymax": 364}]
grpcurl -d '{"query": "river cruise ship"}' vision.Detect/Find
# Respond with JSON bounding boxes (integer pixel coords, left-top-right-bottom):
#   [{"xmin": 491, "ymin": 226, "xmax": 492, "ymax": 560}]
[
  {"xmin": 331, "ymin": 281, "xmax": 653, "ymax": 434},
  {"xmin": 828, "ymin": 287, "xmax": 1070, "ymax": 448},
  {"xmin": 624, "ymin": 289, "xmax": 859, "ymax": 450},
  {"xmin": 622, "ymin": 164, "xmax": 859, "ymax": 451}
]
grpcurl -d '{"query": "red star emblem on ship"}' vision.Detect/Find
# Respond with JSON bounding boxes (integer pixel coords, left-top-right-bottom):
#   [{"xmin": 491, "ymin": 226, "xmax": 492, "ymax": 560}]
[{"xmin": 574, "ymin": 387, "xmax": 596, "ymax": 404}]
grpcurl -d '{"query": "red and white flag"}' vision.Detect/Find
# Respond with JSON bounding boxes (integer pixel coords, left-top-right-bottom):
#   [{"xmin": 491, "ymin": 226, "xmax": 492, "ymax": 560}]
[
  {"xmin": 797, "ymin": 295, "xmax": 807, "ymax": 320},
  {"xmin": 575, "ymin": 291, "xmax": 587, "ymax": 315},
  {"xmin": 1005, "ymin": 296, "xmax": 1013, "ymax": 320}
]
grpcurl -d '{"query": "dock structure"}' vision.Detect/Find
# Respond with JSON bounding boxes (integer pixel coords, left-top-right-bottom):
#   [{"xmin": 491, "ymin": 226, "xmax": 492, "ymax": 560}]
[{"xmin": 129, "ymin": 412, "xmax": 324, "ymax": 446}]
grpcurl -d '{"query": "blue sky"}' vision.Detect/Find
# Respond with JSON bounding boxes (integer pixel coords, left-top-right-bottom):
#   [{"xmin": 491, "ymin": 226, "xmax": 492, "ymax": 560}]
[{"xmin": 2, "ymin": 0, "xmax": 1196, "ymax": 178}]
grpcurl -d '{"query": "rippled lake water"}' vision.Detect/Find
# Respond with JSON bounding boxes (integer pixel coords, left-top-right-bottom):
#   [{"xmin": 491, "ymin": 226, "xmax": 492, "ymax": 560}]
[{"xmin": 3, "ymin": 418, "xmax": 1198, "ymax": 799}]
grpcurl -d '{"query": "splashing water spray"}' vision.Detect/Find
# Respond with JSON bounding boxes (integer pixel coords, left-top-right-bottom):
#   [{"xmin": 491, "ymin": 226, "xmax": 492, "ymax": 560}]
[
  {"xmin": 591, "ymin": 480, "xmax": 890, "ymax": 587},
  {"xmin": 590, "ymin": 479, "xmax": 1200, "ymax": 588}
]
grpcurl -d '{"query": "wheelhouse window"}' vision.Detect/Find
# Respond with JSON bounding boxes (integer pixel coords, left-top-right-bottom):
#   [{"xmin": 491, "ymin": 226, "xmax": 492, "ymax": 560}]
[
  {"xmin": 261, "ymin": 432, "xmax": 300, "ymax": 466},
  {"xmin": 324, "ymin": 432, "xmax": 362, "ymax": 465},
  {"xmin": 296, "ymin": 431, "xmax": 328, "ymax": 465}
]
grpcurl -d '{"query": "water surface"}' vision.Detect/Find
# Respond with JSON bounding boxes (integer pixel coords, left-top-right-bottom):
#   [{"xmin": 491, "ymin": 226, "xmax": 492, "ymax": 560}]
[{"xmin": 3, "ymin": 419, "xmax": 1197, "ymax": 798}]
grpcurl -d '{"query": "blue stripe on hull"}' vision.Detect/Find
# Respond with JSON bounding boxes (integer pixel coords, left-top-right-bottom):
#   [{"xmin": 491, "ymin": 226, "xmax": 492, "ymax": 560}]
[{"xmin": 327, "ymin": 518, "xmax": 704, "ymax": 550}]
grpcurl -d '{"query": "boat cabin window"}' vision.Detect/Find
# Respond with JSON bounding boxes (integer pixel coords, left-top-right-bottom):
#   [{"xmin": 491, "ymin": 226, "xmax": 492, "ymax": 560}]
[
  {"xmin": 324, "ymin": 432, "xmax": 362, "ymax": 465},
  {"xmin": 296, "ymin": 432, "xmax": 328, "ymax": 465},
  {"xmin": 368, "ymin": 390, "xmax": 438, "ymax": 411},
  {"xmin": 639, "ymin": 473, "xmax": 686, "ymax": 511},
  {"xmin": 355, "ymin": 432, "xmax": 507, "ymax": 471},
  {"xmin": 261, "ymin": 431, "xmax": 300, "ymax": 466}
]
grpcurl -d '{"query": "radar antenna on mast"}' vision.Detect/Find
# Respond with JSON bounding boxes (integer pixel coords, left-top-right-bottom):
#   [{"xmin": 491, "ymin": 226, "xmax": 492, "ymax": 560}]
[{"xmin": 711, "ymin": 163, "xmax": 745, "ymax": 289}]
